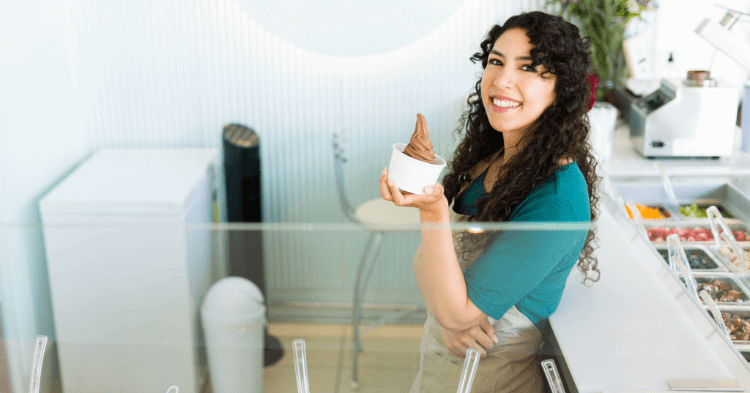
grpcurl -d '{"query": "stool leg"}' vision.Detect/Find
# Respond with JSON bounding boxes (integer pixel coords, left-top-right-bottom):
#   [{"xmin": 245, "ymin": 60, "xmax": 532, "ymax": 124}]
[{"xmin": 352, "ymin": 231, "xmax": 384, "ymax": 385}]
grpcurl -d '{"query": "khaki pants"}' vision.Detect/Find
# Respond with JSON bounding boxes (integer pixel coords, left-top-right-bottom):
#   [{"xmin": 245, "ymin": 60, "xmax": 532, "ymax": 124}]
[{"xmin": 409, "ymin": 311, "xmax": 543, "ymax": 393}]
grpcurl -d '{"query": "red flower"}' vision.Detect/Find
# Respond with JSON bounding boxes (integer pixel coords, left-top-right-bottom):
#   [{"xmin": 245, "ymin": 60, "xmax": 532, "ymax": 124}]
[{"xmin": 587, "ymin": 74, "xmax": 597, "ymax": 111}]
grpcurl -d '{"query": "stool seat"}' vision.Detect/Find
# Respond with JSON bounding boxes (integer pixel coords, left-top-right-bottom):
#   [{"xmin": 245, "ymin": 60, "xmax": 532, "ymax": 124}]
[{"xmin": 355, "ymin": 198, "xmax": 421, "ymax": 229}]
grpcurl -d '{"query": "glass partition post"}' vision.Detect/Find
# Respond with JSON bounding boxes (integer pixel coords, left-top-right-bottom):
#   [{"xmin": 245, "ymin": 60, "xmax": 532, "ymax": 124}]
[
  {"xmin": 293, "ymin": 339, "xmax": 310, "ymax": 393},
  {"xmin": 541, "ymin": 359, "xmax": 566, "ymax": 393},
  {"xmin": 28, "ymin": 336, "xmax": 47, "ymax": 393},
  {"xmin": 456, "ymin": 348, "xmax": 481, "ymax": 393}
]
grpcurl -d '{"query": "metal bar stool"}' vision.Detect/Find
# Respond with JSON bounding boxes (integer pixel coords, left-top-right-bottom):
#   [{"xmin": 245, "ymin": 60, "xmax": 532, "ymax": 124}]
[{"xmin": 333, "ymin": 133, "xmax": 421, "ymax": 387}]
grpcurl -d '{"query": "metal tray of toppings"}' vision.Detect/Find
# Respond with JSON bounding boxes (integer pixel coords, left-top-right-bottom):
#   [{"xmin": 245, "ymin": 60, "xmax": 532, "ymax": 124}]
[
  {"xmin": 611, "ymin": 181, "xmax": 750, "ymax": 223},
  {"xmin": 645, "ymin": 223, "xmax": 750, "ymax": 244},
  {"xmin": 682, "ymin": 274, "xmax": 750, "ymax": 305},
  {"xmin": 625, "ymin": 203, "xmax": 672, "ymax": 220},
  {"xmin": 709, "ymin": 244, "xmax": 750, "ymax": 275},
  {"xmin": 710, "ymin": 308, "xmax": 750, "ymax": 345},
  {"xmin": 679, "ymin": 203, "xmax": 735, "ymax": 219},
  {"xmin": 656, "ymin": 245, "xmax": 727, "ymax": 272}
]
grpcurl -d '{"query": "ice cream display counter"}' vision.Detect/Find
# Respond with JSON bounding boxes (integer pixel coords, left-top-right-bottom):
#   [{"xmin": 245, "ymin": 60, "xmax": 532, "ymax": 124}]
[
  {"xmin": 544, "ymin": 118, "xmax": 750, "ymax": 391},
  {"xmin": 546, "ymin": 166, "xmax": 750, "ymax": 391}
]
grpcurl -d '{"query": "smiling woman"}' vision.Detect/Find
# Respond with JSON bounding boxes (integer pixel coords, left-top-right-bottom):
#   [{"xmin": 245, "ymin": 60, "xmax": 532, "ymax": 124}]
[
  {"xmin": 234, "ymin": 0, "xmax": 466, "ymax": 56},
  {"xmin": 379, "ymin": 10, "xmax": 598, "ymax": 393}
]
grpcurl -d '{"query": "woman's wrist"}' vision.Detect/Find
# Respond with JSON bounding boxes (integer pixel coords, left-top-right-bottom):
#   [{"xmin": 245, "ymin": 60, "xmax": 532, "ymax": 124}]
[{"xmin": 419, "ymin": 197, "xmax": 449, "ymax": 223}]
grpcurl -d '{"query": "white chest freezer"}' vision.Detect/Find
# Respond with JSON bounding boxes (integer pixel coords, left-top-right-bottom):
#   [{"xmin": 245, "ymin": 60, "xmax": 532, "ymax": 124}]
[{"xmin": 39, "ymin": 148, "xmax": 219, "ymax": 393}]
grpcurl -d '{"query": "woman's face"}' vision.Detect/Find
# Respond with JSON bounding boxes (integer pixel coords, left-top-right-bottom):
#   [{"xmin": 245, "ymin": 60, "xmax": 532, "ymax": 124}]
[{"xmin": 481, "ymin": 28, "xmax": 556, "ymax": 138}]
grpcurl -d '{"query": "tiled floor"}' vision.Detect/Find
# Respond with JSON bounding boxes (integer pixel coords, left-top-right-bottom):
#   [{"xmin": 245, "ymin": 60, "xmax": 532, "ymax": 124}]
[{"xmin": 262, "ymin": 322, "xmax": 424, "ymax": 393}]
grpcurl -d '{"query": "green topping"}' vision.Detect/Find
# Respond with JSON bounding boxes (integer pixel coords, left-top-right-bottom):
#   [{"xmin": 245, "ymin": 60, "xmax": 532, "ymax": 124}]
[
  {"xmin": 680, "ymin": 204, "xmax": 708, "ymax": 218},
  {"xmin": 679, "ymin": 204, "xmax": 734, "ymax": 219}
]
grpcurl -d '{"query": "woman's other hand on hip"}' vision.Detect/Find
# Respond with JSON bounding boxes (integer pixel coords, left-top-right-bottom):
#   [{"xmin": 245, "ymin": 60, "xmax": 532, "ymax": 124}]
[{"xmin": 438, "ymin": 319, "xmax": 498, "ymax": 359}]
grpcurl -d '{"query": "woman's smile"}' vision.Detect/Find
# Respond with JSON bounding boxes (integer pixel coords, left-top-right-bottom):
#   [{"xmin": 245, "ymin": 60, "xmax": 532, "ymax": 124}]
[{"xmin": 489, "ymin": 94, "xmax": 522, "ymax": 113}]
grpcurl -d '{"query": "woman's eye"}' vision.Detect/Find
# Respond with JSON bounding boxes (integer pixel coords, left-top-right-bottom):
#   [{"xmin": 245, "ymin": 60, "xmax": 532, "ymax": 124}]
[
  {"xmin": 489, "ymin": 59, "xmax": 502, "ymax": 66},
  {"xmin": 521, "ymin": 65, "xmax": 536, "ymax": 72}
]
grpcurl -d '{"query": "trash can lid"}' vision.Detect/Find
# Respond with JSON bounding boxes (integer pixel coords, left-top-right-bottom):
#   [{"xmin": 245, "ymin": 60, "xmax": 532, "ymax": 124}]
[{"xmin": 202, "ymin": 277, "xmax": 264, "ymax": 318}]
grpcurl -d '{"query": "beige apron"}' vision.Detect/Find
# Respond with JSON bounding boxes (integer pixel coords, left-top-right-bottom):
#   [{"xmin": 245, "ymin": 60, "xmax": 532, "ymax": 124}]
[{"xmin": 409, "ymin": 159, "xmax": 544, "ymax": 393}]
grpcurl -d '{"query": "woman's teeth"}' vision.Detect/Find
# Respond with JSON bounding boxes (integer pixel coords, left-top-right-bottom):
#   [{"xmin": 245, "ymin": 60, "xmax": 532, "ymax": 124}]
[{"xmin": 493, "ymin": 98, "xmax": 521, "ymax": 108}]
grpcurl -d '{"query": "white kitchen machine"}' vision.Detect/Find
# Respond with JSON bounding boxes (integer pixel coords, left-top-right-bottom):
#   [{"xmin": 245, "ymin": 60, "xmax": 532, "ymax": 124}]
[{"xmin": 630, "ymin": 70, "xmax": 738, "ymax": 158}]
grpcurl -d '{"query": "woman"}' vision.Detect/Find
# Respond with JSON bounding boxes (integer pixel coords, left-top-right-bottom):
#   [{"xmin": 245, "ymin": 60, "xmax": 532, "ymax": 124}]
[{"xmin": 379, "ymin": 11, "xmax": 600, "ymax": 393}]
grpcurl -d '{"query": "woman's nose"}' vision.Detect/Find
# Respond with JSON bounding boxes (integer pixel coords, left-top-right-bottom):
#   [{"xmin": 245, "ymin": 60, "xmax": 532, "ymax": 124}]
[{"xmin": 493, "ymin": 67, "xmax": 516, "ymax": 89}]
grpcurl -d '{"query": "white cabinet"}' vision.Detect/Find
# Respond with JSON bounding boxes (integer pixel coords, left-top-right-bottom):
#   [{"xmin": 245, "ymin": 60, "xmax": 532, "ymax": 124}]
[{"xmin": 40, "ymin": 149, "xmax": 218, "ymax": 393}]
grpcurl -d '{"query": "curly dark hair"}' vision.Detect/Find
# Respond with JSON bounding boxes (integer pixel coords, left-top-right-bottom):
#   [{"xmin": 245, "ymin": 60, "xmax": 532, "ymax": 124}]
[{"xmin": 444, "ymin": 11, "xmax": 601, "ymax": 284}]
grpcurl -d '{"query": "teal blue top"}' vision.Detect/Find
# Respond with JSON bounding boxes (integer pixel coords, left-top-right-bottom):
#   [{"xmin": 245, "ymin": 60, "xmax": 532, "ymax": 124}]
[{"xmin": 455, "ymin": 162, "xmax": 590, "ymax": 332}]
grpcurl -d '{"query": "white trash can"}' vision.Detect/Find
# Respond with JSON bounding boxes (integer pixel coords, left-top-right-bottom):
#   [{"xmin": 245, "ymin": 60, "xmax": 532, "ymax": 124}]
[{"xmin": 201, "ymin": 277, "xmax": 266, "ymax": 393}]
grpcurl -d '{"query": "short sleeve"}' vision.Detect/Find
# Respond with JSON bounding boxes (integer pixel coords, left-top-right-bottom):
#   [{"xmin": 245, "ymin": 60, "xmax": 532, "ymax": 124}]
[{"xmin": 462, "ymin": 195, "xmax": 589, "ymax": 320}]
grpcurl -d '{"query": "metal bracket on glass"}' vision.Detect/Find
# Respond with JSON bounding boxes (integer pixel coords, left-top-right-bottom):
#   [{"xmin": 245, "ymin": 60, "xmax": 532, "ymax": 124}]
[
  {"xmin": 700, "ymin": 289, "xmax": 731, "ymax": 338},
  {"xmin": 541, "ymin": 359, "xmax": 566, "ymax": 393},
  {"xmin": 293, "ymin": 339, "xmax": 311, "ymax": 393},
  {"xmin": 28, "ymin": 336, "xmax": 47, "ymax": 393},
  {"xmin": 654, "ymin": 162, "xmax": 680, "ymax": 211},
  {"xmin": 456, "ymin": 348, "xmax": 481, "ymax": 393},
  {"xmin": 626, "ymin": 199, "xmax": 649, "ymax": 241}
]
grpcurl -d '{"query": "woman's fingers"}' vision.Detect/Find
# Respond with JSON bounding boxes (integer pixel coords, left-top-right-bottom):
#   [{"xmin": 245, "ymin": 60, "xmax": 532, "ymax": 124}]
[
  {"xmin": 388, "ymin": 179, "xmax": 407, "ymax": 206},
  {"xmin": 467, "ymin": 325, "xmax": 495, "ymax": 351},
  {"xmin": 424, "ymin": 183, "xmax": 444, "ymax": 198},
  {"xmin": 448, "ymin": 345, "xmax": 465, "ymax": 358},
  {"xmin": 478, "ymin": 319, "xmax": 498, "ymax": 344},
  {"xmin": 461, "ymin": 337, "xmax": 487, "ymax": 359},
  {"xmin": 382, "ymin": 171, "xmax": 444, "ymax": 208},
  {"xmin": 379, "ymin": 167, "xmax": 393, "ymax": 201}
]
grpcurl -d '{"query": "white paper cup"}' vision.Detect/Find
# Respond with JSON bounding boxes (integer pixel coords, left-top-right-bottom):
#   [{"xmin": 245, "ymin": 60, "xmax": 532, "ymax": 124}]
[{"xmin": 388, "ymin": 143, "xmax": 446, "ymax": 195}]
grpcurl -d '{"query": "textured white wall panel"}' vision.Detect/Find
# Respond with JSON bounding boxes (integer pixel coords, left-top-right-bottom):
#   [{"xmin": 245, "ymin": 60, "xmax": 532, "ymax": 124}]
[{"xmin": 63, "ymin": 0, "xmax": 544, "ymax": 305}]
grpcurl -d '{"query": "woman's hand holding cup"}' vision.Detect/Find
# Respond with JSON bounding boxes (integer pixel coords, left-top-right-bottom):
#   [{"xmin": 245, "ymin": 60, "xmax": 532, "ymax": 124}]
[{"xmin": 380, "ymin": 167, "xmax": 447, "ymax": 217}]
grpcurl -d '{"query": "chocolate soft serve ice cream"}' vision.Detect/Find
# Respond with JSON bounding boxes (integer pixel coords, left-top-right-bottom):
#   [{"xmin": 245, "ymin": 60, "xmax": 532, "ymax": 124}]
[
  {"xmin": 402, "ymin": 114, "xmax": 436, "ymax": 164},
  {"xmin": 387, "ymin": 113, "xmax": 446, "ymax": 195}
]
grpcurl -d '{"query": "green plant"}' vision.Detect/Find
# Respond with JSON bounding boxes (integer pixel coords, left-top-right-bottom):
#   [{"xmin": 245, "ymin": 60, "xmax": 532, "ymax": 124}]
[{"xmin": 547, "ymin": 0, "xmax": 649, "ymax": 98}]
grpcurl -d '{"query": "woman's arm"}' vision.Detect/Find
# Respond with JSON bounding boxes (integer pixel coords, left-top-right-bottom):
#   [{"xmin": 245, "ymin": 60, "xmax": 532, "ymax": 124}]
[
  {"xmin": 412, "ymin": 243, "xmax": 435, "ymax": 314},
  {"xmin": 380, "ymin": 168, "xmax": 488, "ymax": 331},
  {"xmin": 418, "ymin": 201, "xmax": 488, "ymax": 331}
]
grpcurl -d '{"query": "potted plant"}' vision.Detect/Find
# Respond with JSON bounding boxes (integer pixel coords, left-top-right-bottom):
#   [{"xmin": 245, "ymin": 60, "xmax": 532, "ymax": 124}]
[{"xmin": 547, "ymin": 0, "xmax": 652, "ymax": 100}]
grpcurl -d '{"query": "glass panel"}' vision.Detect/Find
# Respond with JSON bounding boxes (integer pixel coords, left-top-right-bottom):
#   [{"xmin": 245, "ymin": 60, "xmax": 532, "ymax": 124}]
[{"xmin": 3, "ymin": 205, "xmax": 750, "ymax": 392}]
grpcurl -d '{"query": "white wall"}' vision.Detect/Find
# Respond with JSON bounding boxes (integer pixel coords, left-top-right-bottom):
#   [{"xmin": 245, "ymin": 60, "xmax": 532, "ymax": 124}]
[
  {"xmin": 0, "ymin": 0, "xmax": 90, "ymax": 391},
  {"xmin": 57, "ymin": 0, "xmax": 548, "ymax": 308}
]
